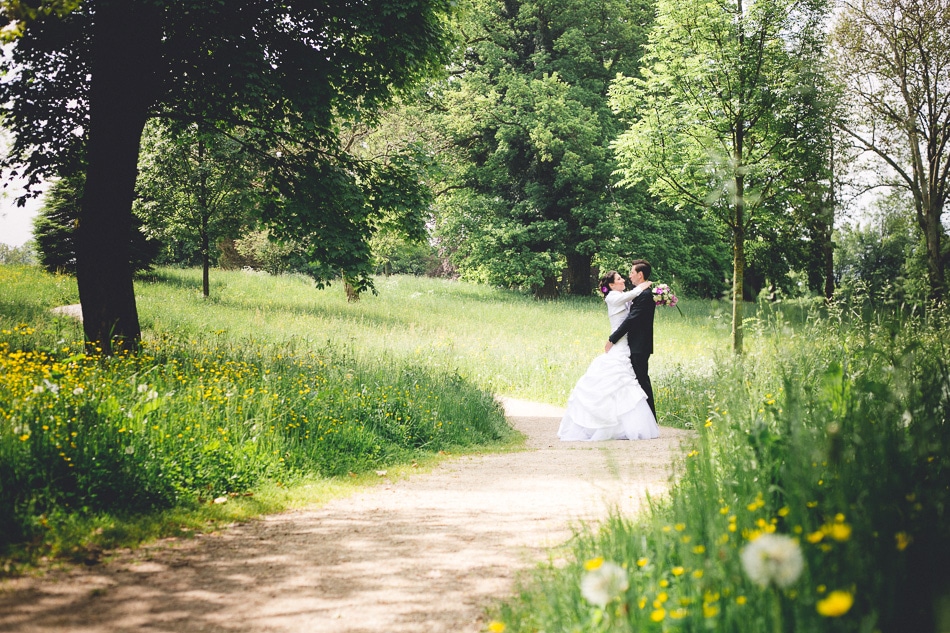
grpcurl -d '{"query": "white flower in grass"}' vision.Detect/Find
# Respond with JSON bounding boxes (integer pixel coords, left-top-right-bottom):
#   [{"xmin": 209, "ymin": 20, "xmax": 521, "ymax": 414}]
[
  {"xmin": 740, "ymin": 533, "xmax": 804, "ymax": 589},
  {"xmin": 581, "ymin": 559, "xmax": 629, "ymax": 607}
]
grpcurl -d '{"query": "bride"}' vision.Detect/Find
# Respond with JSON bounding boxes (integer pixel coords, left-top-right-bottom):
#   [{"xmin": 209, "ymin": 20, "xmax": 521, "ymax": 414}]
[{"xmin": 557, "ymin": 270, "xmax": 660, "ymax": 441}]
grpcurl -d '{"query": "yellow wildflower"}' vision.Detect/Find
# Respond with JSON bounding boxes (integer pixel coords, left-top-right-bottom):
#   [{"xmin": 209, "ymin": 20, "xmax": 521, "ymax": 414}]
[
  {"xmin": 895, "ymin": 532, "xmax": 912, "ymax": 551},
  {"xmin": 829, "ymin": 522, "xmax": 851, "ymax": 541},
  {"xmin": 584, "ymin": 556, "xmax": 605, "ymax": 571},
  {"xmin": 816, "ymin": 590, "xmax": 854, "ymax": 617},
  {"xmin": 488, "ymin": 622, "xmax": 506, "ymax": 633},
  {"xmin": 650, "ymin": 608, "xmax": 666, "ymax": 622}
]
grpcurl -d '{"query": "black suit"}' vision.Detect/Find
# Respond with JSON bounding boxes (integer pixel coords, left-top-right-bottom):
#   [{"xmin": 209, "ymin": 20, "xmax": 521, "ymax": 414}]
[{"xmin": 608, "ymin": 289, "xmax": 656, "ymax": 419}]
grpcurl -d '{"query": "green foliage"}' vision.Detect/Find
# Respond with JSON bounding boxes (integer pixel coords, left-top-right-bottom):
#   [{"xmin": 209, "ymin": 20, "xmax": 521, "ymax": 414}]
[
  {"xmin": 834, "ymin": 191, "xmax": 925, "ymax": 305},
  {"xmin": 134, "ymin": 121, "xmax": 261, "ymax": 275},
  {"xmin": 433, "ymin": 0, "xmax": 659, "ymax": 296},
  {"xmin": 610, "ymin": 0, "xmax": 834, "ymax": 349},
  {"xmin": 225, "ymin": 230, "xmax": 304, "ymax": 276},
  {"xmin": 33, "ymin": 174, "xmax": 159, "ymax": 275},
  {"xmin": 0, "ymin": 0, "xmax": 80, "ymax": 41},
  {"xmin": 490, "ymin": 300, "xmax": 950, "ymax": 633},
  {"xmin": 0, "ymin": 243, "xmax": 35, "ymax": 265},
  {"xmin": 371, "ymin": 230, "xmax": 442, "ymax": 276}
]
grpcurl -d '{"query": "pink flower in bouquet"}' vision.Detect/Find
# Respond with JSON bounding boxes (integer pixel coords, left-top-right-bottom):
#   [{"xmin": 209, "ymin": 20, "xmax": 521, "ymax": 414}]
[
  {"xmin": 652, "ymin": 283, "xmax": 677, "ymax": 306},
  {"xmin": 652, "ymin": 283, "xmax": 683, "ymax": 315}
]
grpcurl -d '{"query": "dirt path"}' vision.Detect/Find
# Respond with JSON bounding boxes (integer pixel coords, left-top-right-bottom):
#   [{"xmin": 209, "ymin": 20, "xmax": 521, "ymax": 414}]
[{"xmin": 0, "ymin": 398, "xmax": 693, "ymax": 633}]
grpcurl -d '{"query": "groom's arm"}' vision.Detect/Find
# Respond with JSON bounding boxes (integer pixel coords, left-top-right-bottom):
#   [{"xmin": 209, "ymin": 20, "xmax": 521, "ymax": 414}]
[{"xmin": 608, "ymin": 293, "xmax": 650, "ymax": 344}]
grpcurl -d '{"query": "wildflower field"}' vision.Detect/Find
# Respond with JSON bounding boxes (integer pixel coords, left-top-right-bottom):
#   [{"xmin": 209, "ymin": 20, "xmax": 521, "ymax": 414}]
[
  {"xmin": 4, "ymin": 263, "xmax": 947, "ymax": 633},
  {"xmin": 0, "ymin": 265, "xmax": 517, "ymax": 565},
  {"xmin": 489, "ymin": 302, "xmax": 950, "ymax": 633}
]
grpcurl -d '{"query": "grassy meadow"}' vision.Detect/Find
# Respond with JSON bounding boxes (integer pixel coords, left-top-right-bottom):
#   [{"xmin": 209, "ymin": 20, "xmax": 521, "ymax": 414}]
[
  {"xmin": 0, "ymin": 264, "xmax": 730, "ymax": 567},
  {"xmin": 3, "ymin": 264, "xmax": 947, "ymax": 633},
  {"xmin": 138, "ymin": 267, "xmax": 738, "ymax": 422}
]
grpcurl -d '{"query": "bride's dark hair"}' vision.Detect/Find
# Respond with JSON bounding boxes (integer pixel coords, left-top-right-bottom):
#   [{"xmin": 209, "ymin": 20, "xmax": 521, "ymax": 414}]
[{"xmin": 598, "ymin": 271, "xmax": 619, "ymax": 297}]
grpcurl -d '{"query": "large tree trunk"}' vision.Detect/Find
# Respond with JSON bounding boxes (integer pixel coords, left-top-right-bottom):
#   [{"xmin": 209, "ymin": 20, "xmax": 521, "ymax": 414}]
[
  {"xmin": 77, "ymin": 2, "xmax": 162, "ymax": 354},
  {"xmin": 563, "ymin": 251, "xmax": 594, "ymax": 296},
  {"xmin": 533, "ymin": 275, "xmax": 559, "ymax": 299}
]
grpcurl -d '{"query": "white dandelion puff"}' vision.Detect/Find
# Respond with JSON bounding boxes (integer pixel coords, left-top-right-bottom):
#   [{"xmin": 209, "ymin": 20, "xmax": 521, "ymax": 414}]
[
  {"xmin": 740, "ymin": 533, "xmax": 804, "ymax": 589},
  {"xmin": 581, "ymin": 561, "xmax": 629, "ymax": 607}
]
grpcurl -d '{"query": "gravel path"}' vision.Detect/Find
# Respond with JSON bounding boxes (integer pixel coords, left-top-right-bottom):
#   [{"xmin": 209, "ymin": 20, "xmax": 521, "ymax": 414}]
[{"xmin": 0, "ymin": 397, "xmax": 693, "ymax": 633}]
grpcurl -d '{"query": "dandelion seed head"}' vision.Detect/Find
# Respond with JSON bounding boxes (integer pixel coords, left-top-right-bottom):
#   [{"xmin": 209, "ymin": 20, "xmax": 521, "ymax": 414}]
[
  {"xmin": 740, "ymin": 533, "xmax": 804, "ymax": 589},
  {"xmin": 580, "ymin": 561, "xmax": 629, "ymax": 607}
]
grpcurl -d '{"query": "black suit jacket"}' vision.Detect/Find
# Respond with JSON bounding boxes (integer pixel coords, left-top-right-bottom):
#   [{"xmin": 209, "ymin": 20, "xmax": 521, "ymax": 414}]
[{"xmin": 608, "ymin": 288, "xmax": 655, "ymax": 354}]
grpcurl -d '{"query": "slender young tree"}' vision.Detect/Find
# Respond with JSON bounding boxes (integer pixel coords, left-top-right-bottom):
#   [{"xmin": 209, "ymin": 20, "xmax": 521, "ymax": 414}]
[
  {"xmin": 0, "ymin": 1, "xmax": 452, "ymax": 353},
  {"xmin": 831, "ymin": 0, "xmax": 950, "ymax": 300},
  {"xmin": 135, "ymin": 122, "xmax": 261, "ymax": 298},
  {"xmin": 610, "ymin": 0, "xmax": 832, "ymax": 353}
]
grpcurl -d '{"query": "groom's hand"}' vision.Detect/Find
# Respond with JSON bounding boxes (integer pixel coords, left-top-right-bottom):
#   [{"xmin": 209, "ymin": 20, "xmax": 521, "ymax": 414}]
[{"xmin": 604, "ymin": 341, "xmax": 613, "ymax": 353}]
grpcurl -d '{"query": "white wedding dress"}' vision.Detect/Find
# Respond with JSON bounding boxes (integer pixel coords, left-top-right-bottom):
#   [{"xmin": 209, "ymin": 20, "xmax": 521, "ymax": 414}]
[{"xmin": 557, "ymin": 288, "xmax": 660, "ymax": 441}]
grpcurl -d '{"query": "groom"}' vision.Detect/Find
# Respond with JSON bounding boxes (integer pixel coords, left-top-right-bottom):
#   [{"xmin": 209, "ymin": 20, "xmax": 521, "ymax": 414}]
[{"xmin": 605, "ymin": 259, "xmax": 656, "ymax": 419}]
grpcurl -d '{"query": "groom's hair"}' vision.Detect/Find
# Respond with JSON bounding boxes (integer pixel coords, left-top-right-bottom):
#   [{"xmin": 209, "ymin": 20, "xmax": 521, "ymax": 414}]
[{"xmin": 631, "ymin": 259, "xmax": 651, "ymax": 280}]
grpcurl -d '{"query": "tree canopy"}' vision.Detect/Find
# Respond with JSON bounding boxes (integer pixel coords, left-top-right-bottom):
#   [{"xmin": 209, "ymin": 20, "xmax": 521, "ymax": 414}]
[
  {"xmin": 609, "ymin": 0, "xmax": 833, "ymax": 352},
  {"xmin": 0, "ymin": 0, "xmax": 454, "ymax": 352},
  {"xmin": 432, "ymin": 0, "xmax": 658, "ymax": 297},
  {"xmin": 831, "ymin": 0, "xmax": 950, "ymax": 301}
]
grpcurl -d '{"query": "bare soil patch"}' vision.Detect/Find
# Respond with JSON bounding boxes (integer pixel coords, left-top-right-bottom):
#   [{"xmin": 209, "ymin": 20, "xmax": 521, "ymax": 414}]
[{"xmin": 0, "ymin": 397, "xmax": 693, "ymax": 633}]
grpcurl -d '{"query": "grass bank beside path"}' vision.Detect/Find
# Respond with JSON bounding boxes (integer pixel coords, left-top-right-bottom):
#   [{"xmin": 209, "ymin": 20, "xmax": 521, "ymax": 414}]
[
  {"xmin": 487, "ymin": 301, "xmax": 950, "ymax": 633},
  {"xmin": 0, "ymin": 266, "xmax": 523, "ymax": 571}
]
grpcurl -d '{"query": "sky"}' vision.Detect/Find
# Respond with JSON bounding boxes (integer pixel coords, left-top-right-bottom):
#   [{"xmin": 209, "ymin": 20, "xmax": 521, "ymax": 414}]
[{"xmin": 0, "ymin": 178, "xmax": 43, "ymax": 247}]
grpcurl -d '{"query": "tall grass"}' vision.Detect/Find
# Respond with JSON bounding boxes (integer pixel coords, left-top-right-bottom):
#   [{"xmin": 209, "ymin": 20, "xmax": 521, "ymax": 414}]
[
  {"xmin": 0, "ymin": 266, "xmax": 516, "ymax": 561},
  {"xmin": 488, "ymin": 301, "xmax": 950, "ymax": 633},
  {"xmin": 0, "ymin": 264, "xmax": 829, "ymax": 577},
  {"xmin": 137, "ymin": 268, "xmax": 738, "ymax": 422}
]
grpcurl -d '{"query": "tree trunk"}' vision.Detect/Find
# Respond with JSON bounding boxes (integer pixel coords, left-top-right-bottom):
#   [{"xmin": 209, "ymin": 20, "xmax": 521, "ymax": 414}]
[
  {"xmin": 732, "ymin": 172, "xmax": 745, "ymax": 355},
  {"xmin": 201, "ymin": 230, "xmax": 210, "ymax": 299},
  {"xmin": 822, "ymin": 219, "xmax": 835, "ymax": 300},
  {"xmin": 199, "ymin": 139, "xmax": 211, "ymax": 298},
  {"xmin": 76, "ymin": 2, "xmax": 162, "ymax": 354},
  {"xmin": 922, "ymin": 205, "xmax": 946, "ymax": 300},
  {"xmin": 564, "ymin": 251, "xmax": 594, "ymax": 296},
  {"xmin": 344, "ymin": 279, "xmax": 360, "ymax": 302},
  {"xmin": 533, "ymin": 275, "xmax": 559, "ymax": 299}
]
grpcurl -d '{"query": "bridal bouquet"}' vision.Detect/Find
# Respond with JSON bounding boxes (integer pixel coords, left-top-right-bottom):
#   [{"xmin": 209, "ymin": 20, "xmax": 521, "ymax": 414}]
[{"xmin": 653, "ymin": 283, "xmax": 683, "ymax": 315}]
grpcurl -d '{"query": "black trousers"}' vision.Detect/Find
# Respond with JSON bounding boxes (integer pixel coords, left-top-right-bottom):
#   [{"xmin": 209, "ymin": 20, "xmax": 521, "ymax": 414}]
[{"xmin": 630, "ymin": 353, "xmax": 656, "ymax": 420}]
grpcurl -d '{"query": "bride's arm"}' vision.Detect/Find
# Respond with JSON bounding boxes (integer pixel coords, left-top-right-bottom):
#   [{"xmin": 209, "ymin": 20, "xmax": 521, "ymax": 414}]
[{"xmin": 605, "ymin": 282, "xmax": 652, "ymax": 307}]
